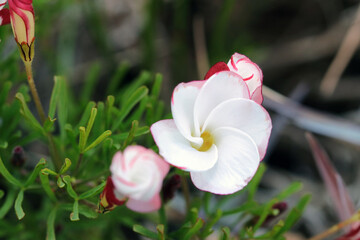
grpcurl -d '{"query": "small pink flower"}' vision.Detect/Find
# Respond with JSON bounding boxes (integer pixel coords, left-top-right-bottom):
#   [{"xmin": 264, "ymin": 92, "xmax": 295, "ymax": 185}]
[
  {"xmin": 0, "ymin": 0, "xmax": 35, "ymax": 62},
  {"xmin": 151, "ymin": 53, "xmax": 271, "ymax": 195},
  {"xmin": 101, "ymin": 146, "xmax": 170, "ymax": 213}
]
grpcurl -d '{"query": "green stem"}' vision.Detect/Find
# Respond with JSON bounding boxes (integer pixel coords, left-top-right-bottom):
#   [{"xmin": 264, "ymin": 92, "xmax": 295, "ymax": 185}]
[
  {"xmin": 180, "ymin": 174, "xmax": 191, "ymax": 212},
  {"xmin": 24, "ymin": 62, "xmax": 62, "ymax": 171},
  {"xmin": 159, "ymin": 202, "xmax": 167, "ymax": 232}
]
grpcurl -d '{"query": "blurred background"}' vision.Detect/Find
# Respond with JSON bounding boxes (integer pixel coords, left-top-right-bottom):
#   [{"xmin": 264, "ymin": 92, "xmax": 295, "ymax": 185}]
[{"xmin": 1, "ymin": 0, "xmax": 360, "ymax": 238}]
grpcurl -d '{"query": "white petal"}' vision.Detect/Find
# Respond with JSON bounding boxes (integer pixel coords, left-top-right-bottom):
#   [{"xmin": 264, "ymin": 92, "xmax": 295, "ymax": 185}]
[
  {"xmin": 227, "ymin": 53, "xmax": 263, "ymax": 97},
  {"xmin": 171, "ymin": 81, "xmax": 205, "ymax": 145},
  {"xmin": 193, "ymin": 71, "xmax": 250, "ymax": 134},
  {"xmin": 151, "ymin": 119, "xmax": 218, "ymax": 172},
  {"xmin": 202, "ymin": 98, "xmax": 271, "ymax": 160},
  {"xmin": 191, "ymin": 127, "xmax": 260, "ymax": 195},
  {"xmin": 0, "ymin": 0, "xmax": 6, "ymax": 11},
  {"xmin": 251, "ymin": 85, "xmax": 263, "ymax": 104}
]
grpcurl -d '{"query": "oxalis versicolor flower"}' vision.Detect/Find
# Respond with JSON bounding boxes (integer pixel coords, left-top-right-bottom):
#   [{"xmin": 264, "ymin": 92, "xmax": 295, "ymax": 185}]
[
  {"xmin": 0, "ymin": 0, "xmax": 35, "ymax": 62},
  {"xmin": 99, "ymin": 146, "xmax": 170, "ymax": 213},
  {"xmin": 151, "ymin": 53, "xmax": 272, "ymax": 195}
]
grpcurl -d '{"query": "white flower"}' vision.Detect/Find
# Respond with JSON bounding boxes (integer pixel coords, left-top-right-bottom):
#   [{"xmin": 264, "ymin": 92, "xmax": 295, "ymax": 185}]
[
  {"xmin": 109, "ymin": 145, "xmax": 169, "ymax": 213},
  {"xmin": 151, "ymin": 53, "xmax": 271, "ymax": 195}
]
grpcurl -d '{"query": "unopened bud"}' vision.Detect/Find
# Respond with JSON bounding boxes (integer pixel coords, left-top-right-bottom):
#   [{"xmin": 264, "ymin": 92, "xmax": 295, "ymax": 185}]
[
  {"xmin": 11, "ymin": 146, "xmax": 26, "ymax": 167},
  {"xmin": 162, "ymin": 174, "xmax": 181, "ymax": 203},
  {"xmin": 98, "ymin": 177, "xmax": 126, "ymax": 213}
]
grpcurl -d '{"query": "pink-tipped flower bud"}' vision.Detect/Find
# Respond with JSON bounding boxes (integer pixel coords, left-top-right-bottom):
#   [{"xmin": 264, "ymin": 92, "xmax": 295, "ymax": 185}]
[
  {"xmin": 8, "ymin": 0, "xmax": 35, "ymax": 62},
  {"xmin": 11, "ymin": 146, "xmax": 26, "ymax": 167}
]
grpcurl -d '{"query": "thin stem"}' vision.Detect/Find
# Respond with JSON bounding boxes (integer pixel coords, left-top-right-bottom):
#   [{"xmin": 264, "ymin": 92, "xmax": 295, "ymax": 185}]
[
  {"xmin": 180, "ymin": 174, "xmax": 191, "ymax": 212},
  {"xmin": 24, "ymin": 62, "xmax": 46, "ymax": 124},
  {"xmin": 74, "ymin": 153, "xmax": 84, "ymax": 176},
  {"xmin": 24, "ymin": 61, "xmax": 62, "ymax": 171},
  {"xmin": 308, "ymin": 210, "xmax": 360, "ymax": 240},
  {"xmin": 159, "ymin": 203, "xmax": 167, "ymax": 232}
]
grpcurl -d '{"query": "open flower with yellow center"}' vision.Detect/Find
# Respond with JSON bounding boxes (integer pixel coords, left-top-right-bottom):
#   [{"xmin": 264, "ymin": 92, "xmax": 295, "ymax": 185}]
[
  {"xmin": 0, "ymin": 0, "xmax": 35, "ymax": 62},
  {"xmin": 151, "ymin": 53, "xmax": 272, "ymax": 195}
]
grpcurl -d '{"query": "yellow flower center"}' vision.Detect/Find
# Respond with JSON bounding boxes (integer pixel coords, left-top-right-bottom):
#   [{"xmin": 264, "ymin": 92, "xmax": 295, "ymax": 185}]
[{"xmin": 196, "ymin": 131, "xmax": 214, "ymax": 152}]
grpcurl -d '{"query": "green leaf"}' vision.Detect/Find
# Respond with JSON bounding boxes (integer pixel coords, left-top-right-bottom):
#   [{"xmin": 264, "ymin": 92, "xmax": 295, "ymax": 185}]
[
  {"xmin": 85, "ymin": 107, "xmax": 97, "ymax": 141},
  {"xmin": 77, "ymin": 102, "xmax": 96, "ymax": 131},
  {"xmin": 222, "ymin": 201, "xmax": 258, "ymax": 216},
  {"xmin": 248, "ymin": 163, "xmax": 266, "ymax": 201},
  {"xmin": 151, "ymin": 73, "xmax": 163, "ymax": 99},
  {"xmin": 15, "ymin": 93, "xmax": 44, "ymax": 134},
  {"xmin": 112, "ymin": 86, "xmax": 149, "ymax": 131},
  {"xmin": 112, "ymin": 126, "xmax": 149, "ymax": 141},
  {"xmin": 24, "ymin": 158, "xmax": 46, "ymax": 187},
  {"xmin": 200, "ymin": 209, "xmax": 222, "ymax": 238},
  {"xmin": 0, "ymin": 189, "xmax": 16, "ymax": 219},
  {"xmin": 0, "ymin": 81, "xmax": 12, "ymax": 107},
  {"xmin": 78, "ymin": 181, "xmax": 106, "ymax": 200},
  {"xmin": 81, "ymin": 62, "xmax": 101, "ymax": 105},
  {"xmin": 61, "ymin": 204, "xmax": 98, "ymax": 219},
  {"xmin": 39, "ymin": 173, "xmax": 57, "ymax": 201},
  {"xmin": 70, "ymin": 200, "xmax": 79, "ymax": 221},
  {"xmin": 43, "ymin": 117, "xmax": 56, "ymax": 132},
  {"xmin": 59, "ymin": 158, "xmax": 71, "ymax": 175},
  {"xmin": 253, "ymin": 199, "xmax": 278, "ymax": 233},
  {"xmin": 57, "ymin": 177, "xmax": 65, "ymax": 188},
  {"xmin": 133, "ymin": 225, "xmax": 158, "ymax": 239},
  {"xmin": 273, "ymin": 194, "xmax": 311, "ymax": 238},
  {"xmin": 184, "ymin": 218, "xmax": 204, "ymax": 240},
  {"xmin": 57, "ymin": 77, "xmax": 68, "ymax": 140},
  {"xmin": 275, "ymin": 182, "xmax": 303, "ymax": 201},
  {"xmin": 0, "ymin": 155, "xmax": 22, "ymax": 187},
  {"xmin": 14, "ymin": 190, "xmax": 25, "ymax": 220},
  {"xmin": 221, "ymin": 227, "xmax": 231, "ymax": 240},
  {"xmin": 156, "ymin": 224, "xmax": 165, "ymax": 240},
  {"xmin": 62, "ymin": 176, "xmax": 78, "ymax": 199},
  {"xmin": 0, "ymin": 190, "xmax": 4, "ymax": 199},
  {"xmin": 122, "ymin": 120, "xmax": 138, "ymax": 150},
  {"xmin": 48, "ymin": 76, "xmax": 62, "ymax": 119},
  {"xmin": 41, "ymin": 168, "xmax": 58, "ymax": 176},
  {"xmin": 83, "ymin": 130, "xmax": 112, "ymax": 153},
  {"xmin": 79, "ymin": 126, "xmax": 86, "ymax": 153},
  {"xmin": 0, "ymin": 141, "xmax": 8, "ymax": 149},
  {"xmin": 46, "ymin": 206, "xmax": 57, "ymax": 240}
]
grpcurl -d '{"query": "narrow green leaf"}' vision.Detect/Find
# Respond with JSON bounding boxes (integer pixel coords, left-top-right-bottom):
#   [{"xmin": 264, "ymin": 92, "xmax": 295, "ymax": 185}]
[
  {"xmin": 62, "ymin": 176, "xmax": 78, "ymax": 199},
  {"xmin": 112, "ymin": 86, "xmax": 149, "ymax": 131},
  {"xmin": 57, "ymin": 177, "xmax": 65, "ymax": 188},
  {"xmin": 223, "ymin": 201, "xmax": 258, "ymax": 216},
  {"xmin": 151, "ymin": 73, "xmax": 163, "ymax": 99},
  {"xmin": 81, "ymin": 62, "xmax": 101, "ymax": 105},
  {"xmin": 39, "ymin": 173, "xmax": 57, "ymax": 201},
  {"xmin": 85, "ymin": 107, "xmax": 97, "ymax": 140},
  {"xmin": 275, "ymin": 182, "xmax": 303, "ymax": 201},
  {"xmin": 61, "ymin": 203, "xmax": 98, "ymax": 219},
  {"xmin": 48, "ymin": 76, "xmax": 62, "ymax": 119},
  {"xmin": 0, "ymin": 189, "xmax": 16, "ymax": 219},
  {"xmin": 184, "ymin": 218, "xmax": 204, "ymax": 240},
  {"xmin": 200, "ymin": 209, "xmax": 222, "ymax": 238},
  {"xmin": 24, "ymin": 158, "xmax": 46, "ymax": 187},
  {"xmin": 15, "ymin": 93, "xmax": 44, "ymax": 134},
  {"xmin": 122, "ymin": 120, "xmax": 138, "ymax": 150},
  {"xmin": 273, "ymin": 194, "xmax": 312, "ymax": 237},
  {"xmin": 77, "ymin": 102, "xmax": 96, "ymax": 131},
  {"xmin": 41, "ymin": 168, "xmax": 58, "ymax": 176},
  {"xmin": 83, "ymin": 130, "xmax": 112, "ymax": 153},
  {"xmin": 14, "ymin": 190, "xmax": 25, "ymax": 220},
  {"xmin": 253, "ymin": 199, "xmax": 278, "ymax": 233},
  {"xmin": 70, "ymin": 200, "xmax": 79, "ymax": 221},
  {"xmin": 43, "ymin": 117, "xmax": 56, "ymax": 132},
  {"xmin": 156, "ymin": 224, "xmax": 165, "ymax": 240},
  {"xmin": 79, "ymin": 126, "xmax": 86, "ymax": 153},
  {"xmin": 133, "ymin": 225, "xmax": 158, "ymax": 239},
  {"xmin": 0, "ymin": 156, "xmax": 22, "ymax": 187},
  {"xmin": 248, "ymin": 163, "xmax": 266, "ymax": 201},
  {"xmin": 106, "ymin": 95, "xmax": 115, "ymax": 127},
  {"xmin": 120, "ymin": 71, "xmax": 151, "ymax": 102},
  {"xmin": 57, "ymin": 77, "xmax": 68, "ymax": 140},
  {"xmin": 79, "ymin": 181, "xmax": 106, "ymax": 200},
  {"xmin": 221, "ymin": 227, "xmax": 231, "ymax": 240},
  {"xmin": 112, "ymin": 126, "xmax": 150, "ymax": 141},
  {"xmin": 59, "ymin": 158, "xmax": 71, "ymax": 175},
  {"xmin": 0, "ymin": 190, "xmax": 4, "ymax": 199},
  {"xmin": 46, "ymin": 206, "xmax": 57, "ymax": 240}
]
